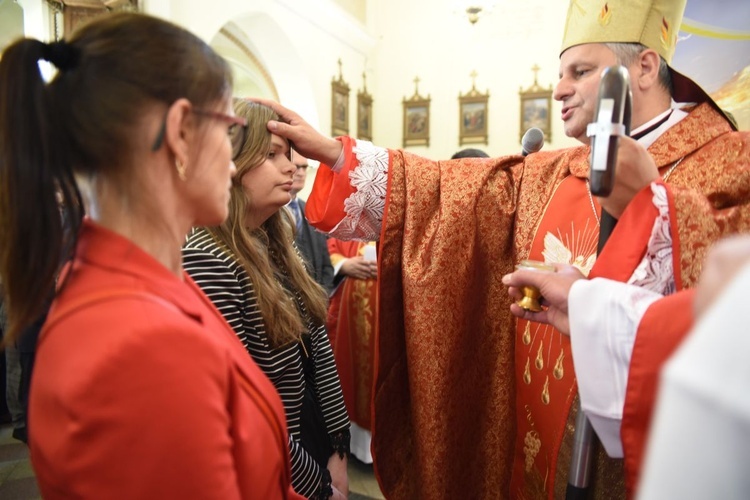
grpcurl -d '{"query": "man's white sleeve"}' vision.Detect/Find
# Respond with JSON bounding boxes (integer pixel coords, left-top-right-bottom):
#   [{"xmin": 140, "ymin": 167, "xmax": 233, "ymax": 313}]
[{"xmin": 568, "ymin": 278, "xmax": 662, "ymax": 457}]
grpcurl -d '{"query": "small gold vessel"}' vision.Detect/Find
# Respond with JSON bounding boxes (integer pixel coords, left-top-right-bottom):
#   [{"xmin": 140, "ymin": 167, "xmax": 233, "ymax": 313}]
[{"xmin": 515, "ymin": 260, "xmax": 556, "ymax": 312}]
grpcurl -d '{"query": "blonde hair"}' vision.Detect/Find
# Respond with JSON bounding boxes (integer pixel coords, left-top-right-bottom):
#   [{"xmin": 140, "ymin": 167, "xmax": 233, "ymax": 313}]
[{"xmin": 206, "ymin": 99, "xmax": 328, "ymax": 347}]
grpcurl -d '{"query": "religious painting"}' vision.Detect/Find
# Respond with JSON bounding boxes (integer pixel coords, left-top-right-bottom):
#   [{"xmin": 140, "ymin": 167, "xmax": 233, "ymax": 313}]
[
  {"xmin": 520, "ymin": 95, "xmax": 551, "ymax": 141},
  {"xmin": 331, "ymin": 82, "xmax": 349, "ymax": 136},
  {"xmin": 403, "ymin": 102, "xmax": 430, "ymax": 147},
  {"xmin": 47, "ymin": 0, "xmax": 139, "ymax": 39},
  {"xmin": 357, "ymin": 74, "xmax": 373, "ymax": 141},
  {"xmin": 459, "ymin": 80, "xmax": 489, "ymax": 145},
  {"xmin": 519, "ymin": 66, "xmax": 553, "ymax": 143},
  {"xmin": 402, "ymin": 77, "xmax": 430, "ymax": 147},
  {"xmin": 331, "ymin": 59, "xmax": 350, "ymax": 136}
]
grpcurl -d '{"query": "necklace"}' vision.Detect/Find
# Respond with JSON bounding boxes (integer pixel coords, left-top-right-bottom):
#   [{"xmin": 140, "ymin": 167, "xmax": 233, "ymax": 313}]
[
  {"xmin": 585, "ymin": 180, "xmax": 600, "ymax": 226},
  {"xmin": 662, "ymin": 156, "xmax": 685, "ymax": 181}
]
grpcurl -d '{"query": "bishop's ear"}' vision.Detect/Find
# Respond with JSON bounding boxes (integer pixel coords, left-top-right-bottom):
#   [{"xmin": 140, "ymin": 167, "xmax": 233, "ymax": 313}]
[{"xmin": 634, "ymin": 48, "xmax": 662, "ymax": 92}]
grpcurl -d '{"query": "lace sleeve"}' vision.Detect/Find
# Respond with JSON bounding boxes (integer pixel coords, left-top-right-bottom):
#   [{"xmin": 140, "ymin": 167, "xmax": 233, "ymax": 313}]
[
  {"xmin": 328, "ymin": 140, "xmax": 389, "ymax": 242},
  {"xmin": 627, "ymin": 183, "xmax": 676, "ymax": 296},
  {"xmin": 309, "ymin": 468, "xmax": 333, "ymax": 500},
  {"xmin": 330, "ymin": 429, "xmax": 351, "ymax": 459}
]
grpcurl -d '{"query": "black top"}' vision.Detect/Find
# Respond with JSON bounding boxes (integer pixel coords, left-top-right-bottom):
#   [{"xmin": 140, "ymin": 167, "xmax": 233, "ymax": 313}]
[{"xmin": 183, "ymin": 228, "xmax": 349, "ymax": 498}]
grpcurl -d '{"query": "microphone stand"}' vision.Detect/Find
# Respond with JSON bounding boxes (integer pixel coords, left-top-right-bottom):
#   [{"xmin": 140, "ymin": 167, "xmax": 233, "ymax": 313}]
[
  {"xmin": 565, "ymin": 210, "xmax": 617, "ymax": 500},
  {"xmin": 566, "ymin": 65, "xmax": 630, "ymax": 500}
]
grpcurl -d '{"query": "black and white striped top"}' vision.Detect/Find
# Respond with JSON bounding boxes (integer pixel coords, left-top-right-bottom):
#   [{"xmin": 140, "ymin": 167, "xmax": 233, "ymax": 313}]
[{"xmin": 183, "ymin": 228, "xmax": 349, "ymax": 499}]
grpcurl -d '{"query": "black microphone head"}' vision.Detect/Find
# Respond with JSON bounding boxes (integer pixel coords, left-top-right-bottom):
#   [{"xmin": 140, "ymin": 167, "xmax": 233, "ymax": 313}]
[
  {"xmin": 588, "ymin": 65, "xmax": 632, "ymax": 197},
  {"xmin": 521, "ymin": 127, "xmax": 545, "ymax": 156},
  {"xmin": 597, "ymin": 65, "xmax": 632, "ymax": 134}
]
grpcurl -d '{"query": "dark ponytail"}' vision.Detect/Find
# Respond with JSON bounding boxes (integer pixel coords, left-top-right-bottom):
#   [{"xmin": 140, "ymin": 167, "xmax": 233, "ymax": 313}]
[
  {"xmin": 0, "ymin": 38, "xmax": 83, "ymax": 341},
  {"xmin": 0, "ymin": 13, "xmax": 231, "ymax": 340}
]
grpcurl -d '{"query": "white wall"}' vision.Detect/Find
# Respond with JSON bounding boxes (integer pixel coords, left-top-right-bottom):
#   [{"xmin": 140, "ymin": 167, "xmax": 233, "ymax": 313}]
[
  {"xmin": 143, "ymin": 0, "xmax": 578, "ymax": 161},
  {"xmin": 15, "ymin": 0, "xmax": 580, "ymax": 194},
  {"xmin": 143, "ymin": 0, "xmax": 376, "ymax": 134},
  {"xmin": 0, "ymin": 1, "xmax": 25, "ymax": 51},
  {"xmin": 366, "ymin": 1, "xmax": 580, "ymax": 158}
]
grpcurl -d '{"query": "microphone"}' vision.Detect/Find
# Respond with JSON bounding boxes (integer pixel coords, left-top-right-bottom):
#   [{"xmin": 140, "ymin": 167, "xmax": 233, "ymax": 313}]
[
  {"xmin": 586, "ymin": 65, "xmax": 632, "ymax": 196},
  {"xmin": 521, "ymin": 127, "xmax": 545, "ymax": 156}
]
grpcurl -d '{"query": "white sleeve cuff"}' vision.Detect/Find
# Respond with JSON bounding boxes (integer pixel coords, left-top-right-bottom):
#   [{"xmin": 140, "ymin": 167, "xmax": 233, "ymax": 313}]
[
  {"xmin": 331, "ymin": 146, "xmax": 346, "ymax": 173},
  {"xmin": 569, "ymin": 278, "xmax": 662, "ymax": 457},
  {"xmin": 333, "ymin": 259, "xmax": 345, "ymax": 276}
]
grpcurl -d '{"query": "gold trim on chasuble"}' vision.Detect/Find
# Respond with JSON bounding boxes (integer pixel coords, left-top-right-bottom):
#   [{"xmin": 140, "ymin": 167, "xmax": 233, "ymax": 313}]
[
  {"xmin": 512, "ymin": 175, "xmax": 600, "ymax": 499},
  {"xmin": 350, "ymin": 244, "xmax": 378, "ymax": 426}
]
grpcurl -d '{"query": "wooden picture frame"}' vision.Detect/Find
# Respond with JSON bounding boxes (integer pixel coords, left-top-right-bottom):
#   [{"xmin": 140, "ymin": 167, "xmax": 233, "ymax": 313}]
[
  {"xmin": 331, "ymin": 59, "xmax": 350, "ymax": 136},
  {"xmin": 47, "ymin": 0, "xmax": 139, "ymax": 38},
  {"xmin": 519, "ymin": 92, "xmax": 552, "ymax": 143},
  {"xmin": 519, "ymin": 65, "xmax": 552, "ymax": 143},
  {"xmin": 357, "ymin": 72, "xmax": 373, "ymax": 141},
  {"xmin": 459, "ymin": 85, "xmax": 489, "ymax": 145},
  {"xmin": 402, "ymin": 77, "xmax": 430, "ymax": 147},
  {"xmin": 331, "ymin": 81, "xmax": 350, "ymax": 136}
]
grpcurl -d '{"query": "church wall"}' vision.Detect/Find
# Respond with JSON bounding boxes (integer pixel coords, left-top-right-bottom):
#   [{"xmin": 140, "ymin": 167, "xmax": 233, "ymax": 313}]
[
  {"xmin": 365, "ymin": 1, "xmax": 581, "ymax": 158},
  {"xmin": 11, "ymin": 0, "xmax": 580, "ymax": 198},
  {"xmin": 151, "ymin": 0, "xmax": 579, "ymax": 161}
]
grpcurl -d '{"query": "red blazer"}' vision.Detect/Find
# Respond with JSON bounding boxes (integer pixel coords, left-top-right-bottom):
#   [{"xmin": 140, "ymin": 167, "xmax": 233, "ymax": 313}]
[{"xmin": 30, "ymin": 221, "xmax": 303, "ymax": 499}]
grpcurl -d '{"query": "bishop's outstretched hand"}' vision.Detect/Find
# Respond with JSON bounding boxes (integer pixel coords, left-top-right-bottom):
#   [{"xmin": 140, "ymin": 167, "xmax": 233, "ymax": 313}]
[{"xmin": 252, "ymin": 98, "xmax": 343, "ymax": 167}]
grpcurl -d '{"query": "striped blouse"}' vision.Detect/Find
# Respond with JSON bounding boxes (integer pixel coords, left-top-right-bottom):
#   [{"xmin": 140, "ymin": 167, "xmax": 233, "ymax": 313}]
[{"xmin": 183, "ymin": 228, "xmax": 349, "ymax": 499}]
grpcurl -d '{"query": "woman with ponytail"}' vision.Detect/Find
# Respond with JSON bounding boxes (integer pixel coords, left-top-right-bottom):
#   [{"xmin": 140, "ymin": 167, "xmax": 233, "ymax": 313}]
[{"xmin": 0, "ymin": 14, "xmax": 301, "ymax": 499}]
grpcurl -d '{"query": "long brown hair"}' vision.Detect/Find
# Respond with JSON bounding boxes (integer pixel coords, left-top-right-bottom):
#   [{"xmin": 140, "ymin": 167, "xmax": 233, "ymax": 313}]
[
  {"xmin": 206, "ymin": 99, "xmax": 328, "ymax": 348},
  {"xmin": 0, "ymin": 13, "xmax": 231, "ymax": 340}
]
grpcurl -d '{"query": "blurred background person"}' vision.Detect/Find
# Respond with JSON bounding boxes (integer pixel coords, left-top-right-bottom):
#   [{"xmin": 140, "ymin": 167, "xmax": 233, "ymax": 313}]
[
  {"xmin": 289, "ymin": 154, "xmax": 334, "ymax": 293},
  {"xmin": 183, "ymin": 99, "xmax": 350, "ymax": 500},
  {"xmin": 4, "ymin": 191, "xmax": 69, "ymax": 445},
  {"xmin": 4, "ymin": 302, "xmax": 48, "ymax": 444},
  {"xmin": 326, "ymin": 239, "xmax": 378, "ymax": 464},
  {"xmin": 0, "ymin": 287, "xmax": 13, "ymax": 430},
  {"xmin": 450, "ymin": 147, "xmax": 489, "ymax": 159}
]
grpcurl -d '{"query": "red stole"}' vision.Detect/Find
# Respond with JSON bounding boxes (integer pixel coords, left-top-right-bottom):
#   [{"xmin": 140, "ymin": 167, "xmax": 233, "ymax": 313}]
[{"xmin": 511, "ymin": 175, "xmax": 601, "ymax": 499}]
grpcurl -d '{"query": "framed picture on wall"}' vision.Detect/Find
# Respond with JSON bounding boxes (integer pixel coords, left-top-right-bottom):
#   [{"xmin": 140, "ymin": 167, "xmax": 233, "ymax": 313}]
[
  {"xmin": 520, "ymin": 94, "xmax": 551, "ymax": 143},
  {"xmin": 458, "ymin": 81, "xmax": 489, "ymax": 145},
  {"xmin": 519, "ymin": 65, "xmax": 552, "ymax": 143},
  {"xmin": 402, "ymin": 77, "xmax": 430, "ymax": 147},
  {"xmin": 331, "ymin": 59, "xmax": 350, "ymax": 136},
  {"xmin": 47, "ymin": 0, "xmax": 140, "ymax": 39},
  {"xmin": 357, "ymin": 72, "xmax": 373, "ymax": 141}
]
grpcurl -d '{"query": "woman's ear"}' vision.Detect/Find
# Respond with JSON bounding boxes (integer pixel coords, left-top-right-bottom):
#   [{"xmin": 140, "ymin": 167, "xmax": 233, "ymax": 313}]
[{"xmin": 164, "ymin": 98, "xmax": 193, "ymax": 167}]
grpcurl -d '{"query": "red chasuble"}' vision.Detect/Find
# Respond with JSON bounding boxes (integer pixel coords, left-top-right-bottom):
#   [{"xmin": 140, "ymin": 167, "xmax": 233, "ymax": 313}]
[{"xmin": 307, "ymin": 103, "xmax": 750, "ymax": 500}]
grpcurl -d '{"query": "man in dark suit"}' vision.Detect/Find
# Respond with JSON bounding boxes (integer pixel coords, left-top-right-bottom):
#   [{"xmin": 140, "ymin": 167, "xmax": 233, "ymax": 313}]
[{"xmin": 289, "ymin": 154, "xmax": 334, "ymax": 293}]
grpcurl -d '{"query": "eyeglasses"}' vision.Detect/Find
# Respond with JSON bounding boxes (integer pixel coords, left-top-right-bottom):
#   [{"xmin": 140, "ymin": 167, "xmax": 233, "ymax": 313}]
[
  {"xmin": 193, "ymin": 109, "xmax": 248, "ymax": 160},
  {"xmin": 150, "ymin": 108, "xmax": 249, "ymax": 160}
]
